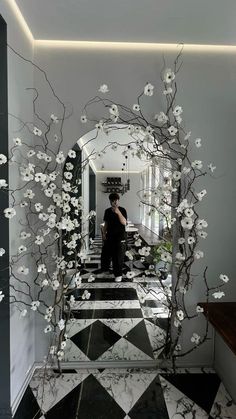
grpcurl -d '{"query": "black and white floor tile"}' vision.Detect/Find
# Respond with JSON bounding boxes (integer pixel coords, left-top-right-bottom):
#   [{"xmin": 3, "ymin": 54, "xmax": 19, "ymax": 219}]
[
  {"xmin": 64, "ymin": 236, "xmax": 170, "ymax": 362},
  {"xmin": 14, "ymin": 368, "xmax": 236, "ymax": 419}
]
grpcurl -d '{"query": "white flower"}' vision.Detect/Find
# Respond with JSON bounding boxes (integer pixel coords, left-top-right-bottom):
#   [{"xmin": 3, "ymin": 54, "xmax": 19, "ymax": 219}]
[
  {"xmin": 163, "ymin": 68, "xmax": 175, "ymax": 84},
  {"xmin": 38, "ymin": 264, "xmax": 47, "ymax": 274},
  {"xmin": 176, "ymin": 115, "xmax": 182, "ymax": 124},
  {"xmin": 13, "ymin": 137, "xmax": 22, "ymax": 146},
  {"xmin": 0, "ymin": 248, "xmax": 5, "ymax": 256},
  {"xmin": 172, "ymin": 171, "xmax": 181, "ymax": 181},
  {"xmin": 0, "ymin": 291, "xmax": 5, "ymax": 302},
  {"xmin": 57, "ymin": 350, "xmax": 64, "ymax": 360},
  {"xmin": 173, "ymin": 105, "xmax": 183, "ymax": 116},
  {"xmin": 58, "ymin": 319, "xmax": 65, "ymax": 330},
  {"xmin": 31, "ymin": 300, "xmax": 40, "ymax": 311},
  {"xmin": 27, "ymin": 150, "xmax": 36, "ymax": 158},
  {"xmin": 68, "ymin": 149, "xmax": 76, "ymax": 158},
  {"xmin": 64, "ymin": 171, "xmax": 73, "ymax": 180},
  {"xmin": 161, "ymin": 252, "xmax": 172, "ymax": 263},
  {"xmin": 99, "ymin": 84, "xmax": 109, "ymax": 93},
  {"xmin": 197, "ymin": 189, "xmax": 207, "ymax": 201},
  {"xmin": 134, "ymin": 239, "xmax": 142, "ymax": 247},
  {"xmin": 184, "ymin": 208, "xmax": 194, "ymax": 218},
  {"xmin": 195, "ymin": 138, "xmax": 202, "ymax": 148},
  {"xmin": 109, "ymin": 104, "xmax": 119, "ymax": 117},
  {"xmin": 56, "ymin": 151, "xmax": 65, "ymax": 164},
  {"xmin": 82, "ymin": 290, "xmax": 91, "ymax": 300},
  {"xmin": 191, "ymin": 333, "xmax": 201, "ymax": 345},
  {"xmin": 52, "ymin": 280, "xmax": 60, "ymax": 290},
  {"xmin": 20, "ymin": 231, "xmax": 31, "ymax": 240},
  {"xmin": 181, "ymin": 217, "xmax": 194, "ymax": 230},
  {"xmin": 44, "ymin": 325, "xmax": 52, "ymax": 333},
  {"xmin": 176, "ymin": 310, "xmax": 184, "ymax": 321},
  {"xmin": 219, "ymin": 274, "xmax": 229, "ymax": 283},
  {"xmin": 35, "ymin": 236, "xmax": 44, "ymax": 245},
  {"xmin": 125, "ymin": 250, "xmax": 134, "ymax": 260},
  {"xmin": 163, "ymin": 87, "xmax": 172, "ymax": 95},
  {"xmin": 0, "ymin": 154, "xmax": 7, "ymax": 165},
  {"xmin": 168, "ymin": 126, "xmax": 178, "ymax": 136},
  {"xmin": 196, "ymin": 219, "xmax": 208, "ymax": 230},
  {"xmin": 197, "ymin": 230, "xmax": 208, "ymax": 239},
  {"xmin": 187, "ymin": 236, "xmax": 195, "ymax": 245},
  {"xmin": 17, "ymin": 266, "xmax": 29, "ymax": 275},
  {"xmin": 88, "ymin": 275, "xmax": 95, "ymax": 282},
  {"xmin": 155, "ymin": 112, "xmax": 168, "ymax": 123},
  {"xmin": 42, "ymin": 279, "xmax": 49, "ymax": 287},
  {"xmin": 4, "ymin": 208, "xmax": 16, "ymax": 219},
  {"xmin": 191, "ymin": 160, "xmax": 203, "ymax": 170},
  {"xmin": 24, "ymin": 189, "xmax": 35, "ymax": 199},
  {"xmin": 144, "ymin": 82, "xmax": 154, "ymax": 96},
  {"xmin": 0, "ymin": 179, "xmax": 8, "ymax": 188},
  {"xmin": 139, "ymin": 246, "xmax": 151, "ymax": 257},
  {"xmin": 66, "ymin": 162, "xmax": 74, "ymax": 171},
  {"xmin": 133, "ymin": 104, "xmax": 140, "ymax": 111},
  {"xmin": 182, "ymin": 167, "xmax": 191, "ymax": 175},
  {"xmin": 194, "ymin": 250, "xmax": 204, "ymax": 259},
  {"xmin": 178, "ymin": 238, "xmax": 185, "ymax": 245},
  {"xmin": 35, "ymin": 173, "xmax": 47, "ymax": 183},
  {"xmin": 126, "ymin": 271, "xmax": 135, "ymax": 279},
  {"xmin": 51, "ymin": 114, "xmax": 59, "ymax": 123},
  {"xmin": 196, "ymin": 305, "xmax": 204, "ymax": 313},
  {"xmin": 35, "ymin": 203, "xmax": 43, "ymax": 212},
  {"xmin": 208, "ymin": 163, "xmax": 216, "ymax": 173},
  {"xmin": 33, "ymin": 127, "xmax": 42, "ymax": 136},
  {"xmin": 213, "ymin": 291, "xmax": 225, "ymax": 299}
]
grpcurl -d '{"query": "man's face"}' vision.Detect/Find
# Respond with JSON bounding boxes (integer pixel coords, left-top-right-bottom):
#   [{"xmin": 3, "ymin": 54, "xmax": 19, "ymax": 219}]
[{"xmin": 110, "ymin": 199, "xmax": 119, "ymax": 208}]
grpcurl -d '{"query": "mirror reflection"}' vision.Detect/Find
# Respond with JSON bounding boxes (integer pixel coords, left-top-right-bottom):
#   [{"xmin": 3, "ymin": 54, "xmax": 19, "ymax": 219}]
[{"xmin": 63, "ymin": 125, "xmax": 172, "ymax": 363}]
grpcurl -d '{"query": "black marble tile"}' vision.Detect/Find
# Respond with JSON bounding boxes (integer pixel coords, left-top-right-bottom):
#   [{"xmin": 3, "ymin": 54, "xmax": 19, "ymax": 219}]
[
  {"xmin": 71, "ymin": 308, "xmax": 143, "ymax": 319},
  {"xmin": 146, "ymin": 318, "xmax": 169, "ymax": 331},
  {"xmin": 52, "ymin": 369, "xmax": 77, "ymax": 374},
  {"xmin": 68, "ymin": 288, "xmax": 138, "ymax": 301},
  {"xmin": 129, "ymin": 375, "xmax": 169, "ymax": 419},
  {"xmin": 124, "ymin": 320, "xmax": 154, "ymax": 359},
  {"xmin": 13, "ymin": 386, "xmax": 42, "ymax": 419},
  {"xmin": 161, "ymin": 373, "xmax": 221, "ymax": 414},
  {"xmin": 142, "ymin": 300, "xmax": 164, "ymax": 308},
  {"xmin": 70, "ymin": 320, "xmax": 121, "ymax": 360},
  {"xmin": 46, "ymin": 374, "xmax": 125, "ymax": 419}
]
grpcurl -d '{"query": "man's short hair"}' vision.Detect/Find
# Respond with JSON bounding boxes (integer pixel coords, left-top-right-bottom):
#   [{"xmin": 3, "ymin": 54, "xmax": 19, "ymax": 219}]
[{"xmin": 109, "ymin": 192, "xmax": 120, "ymax": 201}]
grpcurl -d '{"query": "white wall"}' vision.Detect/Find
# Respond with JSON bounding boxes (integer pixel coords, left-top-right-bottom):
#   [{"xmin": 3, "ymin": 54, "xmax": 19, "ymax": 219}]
[
  {"xmin": 96, "ymin": 172, "xmax": 141, "ymax": 234},
  {"xmin": 0, "ymin": 1, "xmax": 35, "ymax": 409},
  {"xmin": 214, "ymin": 333, "xmax": 236, "ymax": 401},
  {"xmin": 33, "ymin": 45, "xmax": 236, "ymax": 367}
]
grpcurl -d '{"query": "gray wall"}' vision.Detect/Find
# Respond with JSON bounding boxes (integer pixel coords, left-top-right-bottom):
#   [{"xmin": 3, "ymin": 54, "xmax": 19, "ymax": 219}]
[
  {"xmin": 33, "ymin": 45, "xmax": 236, "ymax": 367},
  {"xmin": 214, "ymin": 333, "xmax": 236, "ymax": 401},
  {"xmin": 96, "ymin": 172, "xmax": 141, "ymax": 234},
  {"xmin": 0, "ymin": 1, "xmax": 35, "ymax": 411}
]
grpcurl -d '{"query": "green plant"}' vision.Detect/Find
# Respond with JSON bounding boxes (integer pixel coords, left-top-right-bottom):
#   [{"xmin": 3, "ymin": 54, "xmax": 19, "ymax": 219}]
[{"xmin": 151, "ymin": 241, "xmax": 173, "ymax": 264}]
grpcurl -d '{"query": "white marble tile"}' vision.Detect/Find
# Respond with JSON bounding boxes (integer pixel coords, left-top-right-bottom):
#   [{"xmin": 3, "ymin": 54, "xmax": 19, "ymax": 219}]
[
  {"xmin": 100, "ymin": 318, "xmax": 143, "ymax": 337},
  {"xmin": 97, "ymin": 338, "xmax": 153, "ymax": 361},
  {"xmin": 94, "ymin": 368, "xmax": 158, "ymax": 414},
  {"xmin": 66, "ymin": 319, "xmax": 96, "ymax": 337},
  {"xmin": 144, "ymin": 319, "xmax": 166, "ymax": 358},
  {"xmin": 71, "ymin": 299, "xmax": 141, "ymax": 310},
  {"xmin": 64, "ymin": 340, "xmax": 90, "ymax": 362},
  {"xmin": 159, "ymin": 375, "xmax": 209, "ymax": 418},
  {"xmin": 141, "ymin": 305, "xmax": 169, "ymax": 318},
  {"xmin": 210, "ymin": 382, "xmax": 236, "ymax": 418},
  {"xmin": 30, "ymin": 370, "xmax": 90, "ymax": 414}
]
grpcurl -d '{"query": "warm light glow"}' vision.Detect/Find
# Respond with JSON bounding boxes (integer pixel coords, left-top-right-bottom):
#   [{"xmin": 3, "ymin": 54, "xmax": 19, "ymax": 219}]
[
  {"xmin": 7, "ymin": 0, "xmax": 34, "ymax": 43},
  {"xmin": 35, "ymin": 39, "xmax": 236, "ymax": 53}
]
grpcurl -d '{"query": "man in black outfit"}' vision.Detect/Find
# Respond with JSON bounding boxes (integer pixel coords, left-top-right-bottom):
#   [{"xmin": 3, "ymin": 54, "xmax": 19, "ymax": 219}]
[{"xmin": 100, "ymin": 193, "xmax": 127, "ymax": 282}]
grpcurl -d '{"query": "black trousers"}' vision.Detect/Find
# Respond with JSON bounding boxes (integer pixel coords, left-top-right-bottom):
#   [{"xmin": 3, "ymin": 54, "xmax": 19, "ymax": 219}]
[{"xmin": 101, "ymin": 239, "xmax": 126, "ymax": 277}]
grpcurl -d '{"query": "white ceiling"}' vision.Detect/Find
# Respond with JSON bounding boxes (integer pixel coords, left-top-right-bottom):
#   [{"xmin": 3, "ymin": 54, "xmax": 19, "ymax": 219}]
[{"xmin": 15, "ymin": 0, "xmax": 236, "ymax": 45}]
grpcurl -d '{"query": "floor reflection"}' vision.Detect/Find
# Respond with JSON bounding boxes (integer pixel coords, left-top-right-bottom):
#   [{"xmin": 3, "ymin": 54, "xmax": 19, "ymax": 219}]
[{"xmin": 64, "ymin": 236, "xmax": 171, "ymax": 362}]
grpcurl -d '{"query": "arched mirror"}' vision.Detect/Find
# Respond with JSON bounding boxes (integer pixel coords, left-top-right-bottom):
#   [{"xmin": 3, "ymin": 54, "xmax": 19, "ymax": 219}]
[{"xmin": 63, "ymin": 124, "xmax": 173, "ymax": 364}]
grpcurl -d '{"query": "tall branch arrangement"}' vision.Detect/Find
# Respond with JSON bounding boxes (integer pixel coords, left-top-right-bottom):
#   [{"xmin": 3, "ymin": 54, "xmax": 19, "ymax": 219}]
[
  {"xmin": 80, "ymin": 50, "xmax": 229, "ymax": 361},
  {"xmin": 0, "ymin": 47, "xmax": 229, "ymax": 370}
]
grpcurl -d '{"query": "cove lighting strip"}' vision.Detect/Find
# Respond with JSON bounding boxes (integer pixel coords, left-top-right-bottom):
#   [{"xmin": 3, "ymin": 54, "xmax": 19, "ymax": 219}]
[{"xmin": 8, "ymin": 0, "xmax": 236, "ymax": 52}]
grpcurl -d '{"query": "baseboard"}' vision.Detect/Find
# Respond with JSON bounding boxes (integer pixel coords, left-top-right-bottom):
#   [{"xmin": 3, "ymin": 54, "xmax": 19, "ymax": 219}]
[{"xmin": 11, "ymin": 362, "xmax": 41, "ymax": 417}]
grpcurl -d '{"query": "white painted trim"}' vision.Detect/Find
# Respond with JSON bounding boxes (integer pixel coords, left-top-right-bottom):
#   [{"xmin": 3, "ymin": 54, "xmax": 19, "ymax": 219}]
[{"xmin": 11, "ymin": 362, "xmax": 40, "ymax": 416}]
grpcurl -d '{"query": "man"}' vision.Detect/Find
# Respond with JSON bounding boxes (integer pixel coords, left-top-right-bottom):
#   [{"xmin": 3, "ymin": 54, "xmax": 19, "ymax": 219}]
[{"xmin": 100, "ymin": 193, "xmax": 127, "ymax": 282}]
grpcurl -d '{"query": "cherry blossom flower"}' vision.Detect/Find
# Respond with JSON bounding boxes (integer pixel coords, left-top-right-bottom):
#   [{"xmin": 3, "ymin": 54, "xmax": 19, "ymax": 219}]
[
  {"xmin": 31, "ymin": 301, "xmax": 40, "ymax": 311},
  {"xmin": 194, "ymin": 250, "xmax": 204, "ymax": 259},
  {"xmin": 0, "ymin": 179, "xmax": 8, "ymax": 188},
  {"xmin": 187, "ymin": 236, "xmax": 195, "ymax": 245},
  {"xmin": 208, "ymin": 163, "xmax": 216, "ymax": 172},
  {"xmin": 163, "ymin": 68, "xmax": 175, "ymax": 83},
  {"xmin": 219, "ymin": 274, "xmax": 229, "ymax": 283},
  {"xmin": 133, "ymin": 104, "xmax": 140, "ymax": 111},
  {"xmin": 176, "ymin": 310, "xmax": 184, "ymax": 321},
  {"xmin": 173, "ymin": 105, "xmax": 183, "ymax": 116},
  {"xmin": 196, "ymin": 305, "xmax": 204, "ymax": 313},
  {"xmin": 168, "ymin": 126, "xmax": 178, "ymax": 136},
  {"xmin": 181, "ymin": 217, "xmax": 194, "ymax": 230},
  {"xmin": 17, "ymin": 266, "xmax": 29, "ymax": 275},
  {"xmin": 99, "ymin": 84, "xmax": 109, "ymax": 93},
  {"xmin": 191, "ymin": 160, "xmax": 203, "ymax": 170},
  {"xmin": 197, "ymin": 189, "xmax": 207, "ymax": 201},
  {"xmin": 0, "ymin": 154, "xmax": 7, "ymax": 165},
  {"xmin": 33, "ymin": 127, "xmax": 42, "ymax": 136},
  {"xmin": 144, "ymin": 82, "xmax": 154, "ymax": 96},
  {"xmin": 196, "ymin": 219, "xmax": 208, "ymax": 230},
  {"xmin": 126, "ymin": 271, "xmax": 135, "ymax": 279},
  {"xmin": 35, "ymin": 236, "xmax": 44, "ymax": 245},
  {"xmin": 191, "ymin": 333, "xmax": 201, "ymax": 345},
  {"xmin": 197, "ymin": 230, "xmax": 208, "ymax": 239},
  {"xmin": 155, "ymin": 112, "xmax": 168, "ymax": 123},
  {"xmin": 50, "ymin": 114, "xmax": 58, "ymax": 123},
  {"xmin": 56, "ymin": 151, "xmax": 65, "ymax": 164},
  {"xmin": 0, "ymin": 248, "xmax": 5, "ymax": 256},
  {"xmin": 0, "ymin": 291, "xmax": 5, "ymax": 302},
  {"xmin": 195, "ymin": 138, "xmax": 202, "ymax": 148},
  {"xmin": 212, "ymin": 291, "xmax": 225, "ymax": 299},
  {"xmin": 4, "ymin": 207, "xmax": 16, "ymax": 219},
  {"xmin": 178, "ymin": 238, "xmax": 185, "ymax": 245},
  {"xmin": 13, "ymin": 137, "xmax": 22, "ymax": 146}
]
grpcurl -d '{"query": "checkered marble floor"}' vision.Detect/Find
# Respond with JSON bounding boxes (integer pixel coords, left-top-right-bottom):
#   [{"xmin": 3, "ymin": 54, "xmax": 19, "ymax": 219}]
[
  {"xmin": 64, "ymin": 239, "xmax": 171, "ymax": 362},
  {"xmin": 14, "ymin": 368, "xmax": 236, "ymax": 418}
]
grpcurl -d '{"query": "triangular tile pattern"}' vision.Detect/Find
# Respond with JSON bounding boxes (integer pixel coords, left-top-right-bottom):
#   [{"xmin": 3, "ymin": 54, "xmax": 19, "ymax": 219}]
[
  {"xmin": 210, "ymin": 382, "xmax": 236, "ymax": 418},
  {"xmin": 129, "ymin": 374, "xmax": 169, "ymax": 419},
  {"xmin": 124, "ymin": 319, "xmax": 154, "ymax": 359},
  {"xmin": 13, "ymin": 386, "xmax": 42, "ymax": 419},
  {"xmin": 159, "ymin": 375, "xmax": 210, "ymax": 418},
  {"xmin": 160, "ymin": 373, "xmax": 221, "ymax": 414},
  {"xmin": 70, "ymin": 319, "xmax": 121, "ymax": 360},
  {"xmin": 100, "ymin": 318, "xmax": 143, "ymax": 337},
  {"xmin": 97, "ymin": 337, "xmax": 153, "ymax": 361}
]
